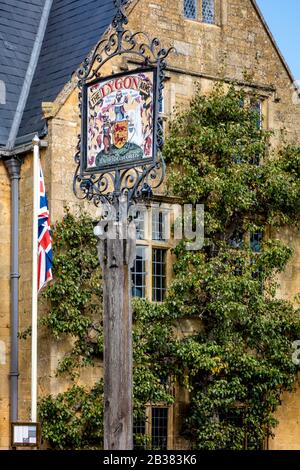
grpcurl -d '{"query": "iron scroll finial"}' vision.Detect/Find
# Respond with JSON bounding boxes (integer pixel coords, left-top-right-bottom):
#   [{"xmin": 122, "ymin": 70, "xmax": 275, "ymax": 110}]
[
  {"xmin": 73, "ymin": 0, "xmax": 175, "ymax": 213},
  {"xmin": 112, "ymin": 0, "xmax": 128, "ymax": 35}
]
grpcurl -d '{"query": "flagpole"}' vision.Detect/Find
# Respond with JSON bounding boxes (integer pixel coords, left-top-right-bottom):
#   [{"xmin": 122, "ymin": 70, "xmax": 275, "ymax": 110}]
[{"xmin": 31, "ymin": 135, "xmax": 40, "ymax": 423}]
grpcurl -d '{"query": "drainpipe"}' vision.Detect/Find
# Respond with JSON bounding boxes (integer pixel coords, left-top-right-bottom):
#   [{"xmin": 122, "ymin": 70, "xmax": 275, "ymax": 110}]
[{"xmin": 3, "ymin": 155, "xmax": 22, "ymax": 423}]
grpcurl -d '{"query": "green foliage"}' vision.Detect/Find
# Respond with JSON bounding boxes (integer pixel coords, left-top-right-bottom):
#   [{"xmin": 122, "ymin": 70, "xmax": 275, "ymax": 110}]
[
  {"xmin": 41, "ymin": 208, "xmax": 103, "ymax": 375},
  {"xmin": 133, "ymin": 299, "xmax": 177, "ymax": 415},
  {"xmin": 39, "ymin": 211, "xmax": 175, "ymax": 448},
  {"xmin": 39, "ymin": 381, "xmax": 104, "ymax": 449},
  {"xmin": 165, "ymin": 85, "xmax": 300, "ymax": 232},
  {"xmin": 39, "ymin": 85, "xmax": 300, "ymax": 450},
  {"xmin": 163, "ymin": 84, "xmax": 300, "ymax": 449}
]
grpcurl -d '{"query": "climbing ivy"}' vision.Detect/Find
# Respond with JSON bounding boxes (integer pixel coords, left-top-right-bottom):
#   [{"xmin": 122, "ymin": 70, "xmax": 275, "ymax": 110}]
[
  {"xmin": 39, "ymin": 382, "xmax": 104, "ymax": 449},
  {"xmin": 41, "ymin": 209, "xmax": 103, "ymax": 376},
  {"xmin": 163, "ymin": 84, "xmax": 300, "ymax": 449},
  {"xmin": 39, "ymin": 85, "xmax": 300, "ymax": 450},
  {"xmin": 39, "ymin": 210, "xmax": 176, "ymax": 449}
]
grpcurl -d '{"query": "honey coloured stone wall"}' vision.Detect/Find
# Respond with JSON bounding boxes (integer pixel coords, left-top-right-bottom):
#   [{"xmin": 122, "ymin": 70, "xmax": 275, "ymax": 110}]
[{"xmin": 0, "ymin": 163, "xmax": 11, "ymax": 449}]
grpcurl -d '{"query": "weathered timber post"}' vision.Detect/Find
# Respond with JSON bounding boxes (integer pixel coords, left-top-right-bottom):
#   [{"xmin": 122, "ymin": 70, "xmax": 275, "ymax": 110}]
[
  {"xmin": 95, "ymin": 219, "xmax": 136, "ymax": 450},
  {"xmin": 73, "ymin": 0, "xmax": 174, "ymax": 450}
]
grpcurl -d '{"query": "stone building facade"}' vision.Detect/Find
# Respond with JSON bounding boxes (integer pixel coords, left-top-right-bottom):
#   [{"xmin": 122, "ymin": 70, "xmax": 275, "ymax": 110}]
[{"xmin": 0, "ymin": 0, "xmax": 300, "ymax": 450}]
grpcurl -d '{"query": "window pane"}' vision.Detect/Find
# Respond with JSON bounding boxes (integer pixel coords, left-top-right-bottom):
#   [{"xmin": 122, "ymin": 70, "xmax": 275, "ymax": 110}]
[
  {"xmin": 152, "ymin": 249, "xmax": 166, "ymax": 302},
  {"xmin": 152, "ymin": 211, "xmax": 167, "ymax": 241},
  {"xmin": 229, "ymin": 230, "xmax": 244, "ymax": 249},
  {"xmin": 134, "ymin": 210, "xmax": 145, "ymax": 240},
  {"xmin": 202, "ymin": 0, "xmax": 214, "ymax": 24},
  {"xmin": 250, "ymin": 100, "xmax": 262, "ymax": 165},
  {"xmin": 184, "ymin": 0, "xmax": 197, "ymax": 19},
  {"xmin": 251, "ymin": 100, "xmax": 262, "ymax": 130},
  {"xmin": 151, "ymin": 408, "xmax": 168, "ymax": 450},
  {"xmin": 250, "ymin": 231, "xmax": 263, "ymax": 253},
  {"xmin": 133, "ymin": 414, "xmax": 146, "ymax": 450},
  {"xmin": 132, "ymin": 246, "xmax": 146, "ymax": 298}
]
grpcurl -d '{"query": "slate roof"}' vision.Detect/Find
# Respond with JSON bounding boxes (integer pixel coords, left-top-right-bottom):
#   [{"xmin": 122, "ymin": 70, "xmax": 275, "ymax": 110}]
[
  {"xmin": 0, "ymin": 0, "xmax": 45, "ymax": 147},
  {"xmin": 0, "ymin": 0, "xmax": 298, "ymax": 149},
  {"xmin": 18, "ymin": 0, "xmax": 116, "ymax": 142},
  {"xmin": 0, "ymin": 0, "xmax": 116, "ymax": 148}
]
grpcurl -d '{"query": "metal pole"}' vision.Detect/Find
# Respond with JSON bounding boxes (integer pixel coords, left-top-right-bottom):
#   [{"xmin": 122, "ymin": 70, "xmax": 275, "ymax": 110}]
[
  {"xmin": 3, "ymin": 156, "xmax": 22, "ymax": 425},
  {"xmin": 95, "ymin": 218, "xmax": 136, "ymax": 450},
  {"xmin": 31, "ymin": 136, "xmax": 40, "ymax": 422}
]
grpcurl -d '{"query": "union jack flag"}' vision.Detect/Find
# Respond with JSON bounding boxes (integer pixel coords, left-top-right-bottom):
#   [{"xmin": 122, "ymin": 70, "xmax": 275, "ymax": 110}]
[{"xmin": 38, "ymin": 163, "xmax": 53, "ymax": 291}]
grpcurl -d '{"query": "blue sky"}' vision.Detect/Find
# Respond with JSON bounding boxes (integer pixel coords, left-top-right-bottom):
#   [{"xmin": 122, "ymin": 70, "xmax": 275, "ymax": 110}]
[{"xmin": 256, "ymin": 0, "xmax": 300, "ymax": 79}]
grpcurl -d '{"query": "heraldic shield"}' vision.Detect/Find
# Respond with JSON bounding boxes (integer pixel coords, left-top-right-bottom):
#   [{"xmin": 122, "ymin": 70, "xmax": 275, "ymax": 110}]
[{"xmin": 113, "ymin": 120, "xmax": 129, "ymax": 149}]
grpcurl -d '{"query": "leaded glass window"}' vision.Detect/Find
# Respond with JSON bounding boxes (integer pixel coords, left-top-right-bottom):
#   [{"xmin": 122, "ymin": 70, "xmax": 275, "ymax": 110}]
[
  {"xmin": 151, "ymin": 408, "xmax": 168, "ymax": 450},
  {"xmin": 132, "ymin": 246, "xmax": 146, "ymax": 298},
  {"xmin": 250, "ymin": 231, "xmax": 263, "ymax": 253},
  {"xmin": 152, "ymin": 210, "xmax": 167, "ymax": 241},
  {"xmin": 251, "ymin": 99, "xmax": 262, "ymax": 130},
  {"xmin": 134, "ymin": 209, "xmax": 145, "ymax": 240},
  {"xmin": 229, "ymin": 230, "xmax": 244, "ymax": 249},
  {"xmin": 133, "ymin": 414, "xmax": 146, "ymax": 450},
  {"xmin": 152, "ymin": 249, "xmax": 166, "ymax": 302},
  {"xmin": 184, "ymin": 0, "xmax": 197, "ymax": 20},
  {"xmin": 202, "ymin": 0, "xmax": 215, "ymax": 24},
  {"xmin": 133, "ymin": 408, "xmax": 169, "ymax": 450},
  {"xmin": 250, "ymin": 100, "xmax": 262, "ymax": 165},
  {"xmin": 132, "ymin": 207, "xmax": 170, "ymax": 301}
]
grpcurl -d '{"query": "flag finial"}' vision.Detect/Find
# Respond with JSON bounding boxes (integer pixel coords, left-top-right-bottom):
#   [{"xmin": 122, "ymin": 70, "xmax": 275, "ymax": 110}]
[{"xmin": 32, "ymin": 135, "xmax": 40, "ymax": 146}]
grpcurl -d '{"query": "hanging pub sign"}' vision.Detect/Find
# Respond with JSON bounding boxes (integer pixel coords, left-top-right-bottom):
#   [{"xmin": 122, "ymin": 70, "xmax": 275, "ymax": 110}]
[{"xmin": 81, "ymin": 68, "xmax": 158, "ymax": 174}]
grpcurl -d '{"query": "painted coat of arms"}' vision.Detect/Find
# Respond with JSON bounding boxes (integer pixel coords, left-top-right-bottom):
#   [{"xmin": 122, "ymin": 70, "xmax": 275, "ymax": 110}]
[{"xmin": 85, "ymin": 70, "xmax": 155, "ymax": 171}]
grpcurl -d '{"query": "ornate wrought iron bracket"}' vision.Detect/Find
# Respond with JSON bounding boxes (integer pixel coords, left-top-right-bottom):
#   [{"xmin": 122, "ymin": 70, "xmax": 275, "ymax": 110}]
[{"xmin": 73, "ymin": 0, "xmax": 175, "ymax": 216}]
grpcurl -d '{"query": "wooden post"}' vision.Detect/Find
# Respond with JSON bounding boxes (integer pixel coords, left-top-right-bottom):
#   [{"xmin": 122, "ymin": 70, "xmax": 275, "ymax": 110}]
[{"xmin": 95, "ymin": 219, "xmax": 136, "ymax": 450}]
